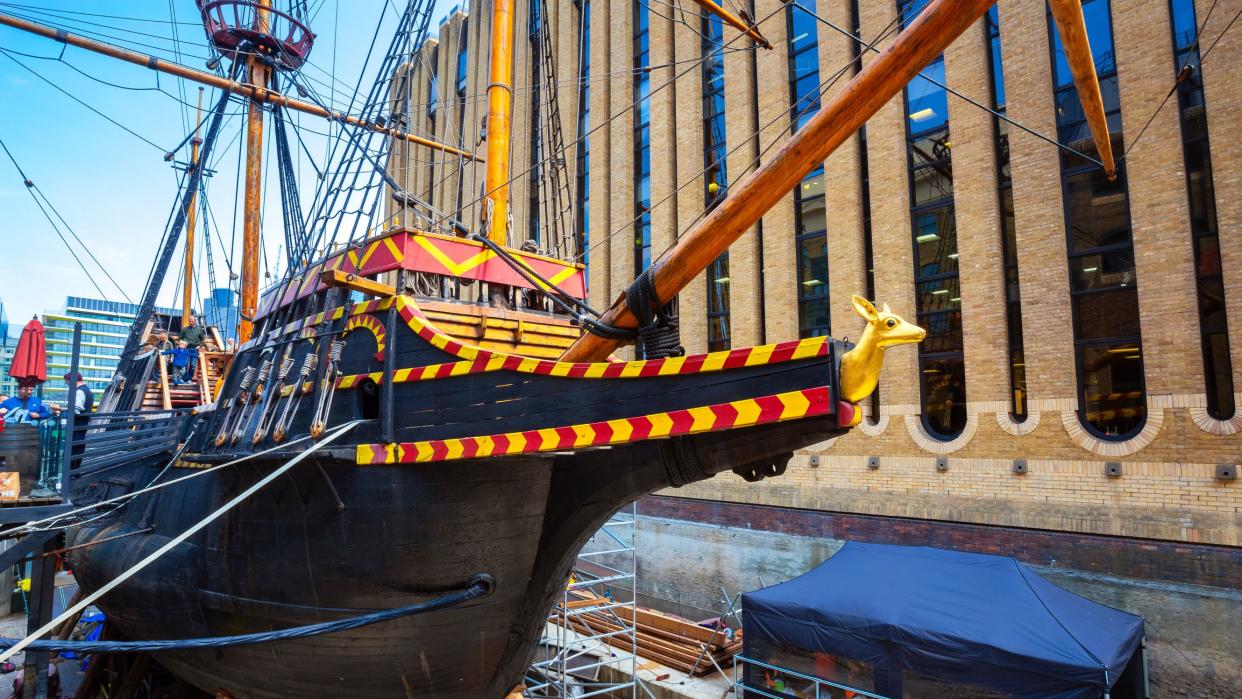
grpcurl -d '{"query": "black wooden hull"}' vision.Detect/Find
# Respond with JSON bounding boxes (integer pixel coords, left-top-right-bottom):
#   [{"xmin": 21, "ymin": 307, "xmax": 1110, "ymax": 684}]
[
  {"xmin": 71, "ymin": 419, "xmax": 824, "ymax": 697},
  {"xmin": 72, "ymin": 295, "xmax": 851, "ymax": 696}
]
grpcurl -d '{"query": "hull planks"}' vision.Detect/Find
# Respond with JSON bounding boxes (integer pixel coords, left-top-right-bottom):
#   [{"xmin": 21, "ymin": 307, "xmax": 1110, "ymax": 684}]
[{"xmin": 70, "ymin": 293, "xmax": 853, "ymax": 697}]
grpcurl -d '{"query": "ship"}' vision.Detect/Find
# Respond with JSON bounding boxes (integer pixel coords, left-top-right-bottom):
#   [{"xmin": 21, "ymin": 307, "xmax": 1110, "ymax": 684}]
[{"xmin": 0, "ymin": 0, "xmax": 1120, "ymax": 696}]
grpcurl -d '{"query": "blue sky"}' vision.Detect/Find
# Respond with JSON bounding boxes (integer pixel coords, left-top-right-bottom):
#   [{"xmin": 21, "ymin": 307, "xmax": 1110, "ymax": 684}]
[{"xmin": 0, "ymin": 0, "xmax": 458, "ymax": 327}]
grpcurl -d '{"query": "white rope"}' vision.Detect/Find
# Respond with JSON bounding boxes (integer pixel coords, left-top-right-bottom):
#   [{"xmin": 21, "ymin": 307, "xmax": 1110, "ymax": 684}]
[
  {"xmin": 0, "ymin": 419, "xmax": 363, "ymax": 664},
  {"xmin": 6, "ymin": 431, "xmax": 321, "ymax": 537}
]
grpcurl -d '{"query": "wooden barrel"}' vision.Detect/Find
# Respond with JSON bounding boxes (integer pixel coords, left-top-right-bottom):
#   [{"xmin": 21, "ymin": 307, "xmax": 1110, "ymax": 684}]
[{"xmin": 0, "ymin": 424, "xmax": 43, "ymax": 498}]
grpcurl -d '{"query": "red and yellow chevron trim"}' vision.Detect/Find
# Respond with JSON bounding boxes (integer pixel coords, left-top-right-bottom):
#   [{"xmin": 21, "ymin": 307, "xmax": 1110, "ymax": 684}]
[
  {"xmin": 261, "ymin": 295, "xmax": 829, "ymax": 385},
  {"xmin": 256, "ymin": 230, "xmax": 586, "ymax": 321},
  {"xmin": 344, "ymin": 313, "xmax": 387, "ymax": 361},
  {"xmin": 355, "ymin": 386, "xmax": 832, "ymax": 465}
]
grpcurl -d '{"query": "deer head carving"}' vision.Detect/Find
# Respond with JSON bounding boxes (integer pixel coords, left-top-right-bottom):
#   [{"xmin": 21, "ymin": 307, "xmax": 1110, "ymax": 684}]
[{"xmin": 838, "ymin": 295, "xmax": 926, "ymax": 404}]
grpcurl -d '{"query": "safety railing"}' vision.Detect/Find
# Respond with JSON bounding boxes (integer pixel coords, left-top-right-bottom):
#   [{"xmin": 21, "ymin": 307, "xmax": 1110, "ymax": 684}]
[{"xmin": 734, "ymin": 655, "xmax": 888, "ymax": 699}]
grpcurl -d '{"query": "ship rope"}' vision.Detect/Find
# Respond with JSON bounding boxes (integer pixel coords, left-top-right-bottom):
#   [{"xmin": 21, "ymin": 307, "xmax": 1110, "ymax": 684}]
[
  {"xmin": 2, "ymin": 430, "xmax": 324, "ymax": 539},
  {"xmin": 0, "ymin": 420, "xmax": 364, "ymax": 664},
  {"xmin": 0, "ymin": 574, "xmax": 493, "ymax": 654}
]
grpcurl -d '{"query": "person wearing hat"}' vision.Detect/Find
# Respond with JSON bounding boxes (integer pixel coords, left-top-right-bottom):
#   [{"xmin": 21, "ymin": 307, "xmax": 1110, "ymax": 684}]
[{"xmin": 59, "ymin": 371, "xmax": 94, "ymax": 472}]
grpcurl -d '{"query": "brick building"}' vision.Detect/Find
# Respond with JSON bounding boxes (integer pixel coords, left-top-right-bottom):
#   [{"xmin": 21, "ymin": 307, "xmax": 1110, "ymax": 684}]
[{"xmin": 391, "ymin": 0, "xmax": 1240, "ymax": 688}]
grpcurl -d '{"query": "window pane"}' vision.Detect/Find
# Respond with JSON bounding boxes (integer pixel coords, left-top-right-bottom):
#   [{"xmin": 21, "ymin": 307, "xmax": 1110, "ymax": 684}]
[
  {"xmin": 1080, "ymin": 342, "xmax": 1145, "ymax": 436},
  {"xmin": 1204, "ymin": 332, "xmax": 1235, "ymax": 418},
  {"xmin": 921, "ymin": 356, "xmax": 966, "ymax": 437},
  {"xmin": 913, "ymin": 209, "xmax": 957, "ymax": 276},
  {"xmin": 918, "ymin": 310, "xmax": 963, "ymax": 353},
  {"xmin": 911, "ymin": 162, "xmax": 954, "ymax": 207},
  {"xmin": 1074, "ymin": 288, "xmax": 1140, "ymax": 341},
  {"xmin": 799, "ymin": 298, "xmax": 830, "ymax": 338},
  {"xmin": 1064, "ymin": 168, "xmax": 1131, "ymax": 251},
  {"xmin": 1069, "ymin": 248, "xmax": 1135, "ymax": 291},
  {"xmin": 917, "ymin": 277, "xmax": 960, "ymax": 314},
  {"xmin": 798, "ymin": 235, "xmax": 829, "ymax": 298}
]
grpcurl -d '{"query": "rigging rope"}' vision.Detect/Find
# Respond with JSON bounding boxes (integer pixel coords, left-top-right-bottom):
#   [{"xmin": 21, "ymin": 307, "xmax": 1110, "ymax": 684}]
[
  {"xmin": 0, "ymin": 420, "xmax": 363, "ymax": 664},
  {"xmin": 0, "ymin": 139, "xmax": 132, "ymax": 303},
  {"xmin": 0, "ymin": 575, "xmax": 493, "ymax": 653}
]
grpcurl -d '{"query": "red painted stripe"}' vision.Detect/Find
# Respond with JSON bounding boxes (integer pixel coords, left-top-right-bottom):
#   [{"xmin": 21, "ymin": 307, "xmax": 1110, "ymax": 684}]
[
  {"xmin": 709, "ymin": 402, "xmax": 739, "ymax": 428},
  {"xmin": 492, "ymin": 433, "xmax": 510, "ymax": 454},
  {"xmin": 591, "ymin": 420, "xmax": 613, "ymax": 444},
  {"xmin": 638, "ymin": 360, "xmax": 664, "ymax": 377},
  {"xmin": 434, "ymin": 363, "xmax": 456, "ymax": 379},
  {"xmin": 537, "ymin": 361, "xmax": 557, "ymax": 374},
  {"xmin": 554, "ymin": 426, "xmax": 578, "ymax": 448},
  {"xmin": 471, "ymin": 355, "xmax": 492, "ymax": 374},
  {"xmin": 807, "ymin": 387, "xmax": 831, "ymax": 413},
  {"xmin": 442, "ymin": 341, "xmax": 463, "ymax": 356},
  {"xmin": 429, "ymin": 441, "xmax": 449, "ymax": 461},
  {"xmin": 503, "ymin": 356, "xmax": 524, "ymax": 371},
  {"xmin": 521, "ymin": 430, "xmax": 543, "ymax": 452},
  {"xmin": 628, "ymin": 415, "xmax": 653, "ymax": 441},
  {"xmin": 567, "ymin": 363, "xmax": 589, "ymax": 378},
  {"xmin": 460, "ymin": 438, "xmax": 480, "ymax": 459},
  {"xmin": 769, "ymin": 340, "xmax": 799, "ymax": 364},
  {"xmin": 666, "ymin": 409, "xmax": 695, "ymax": 435},
  {"xmin": 602, "ymin": 362, "xmax": 627, "ymax": 378},
  {"xmin": 679, "ymin": 354, "xmax": 706, "ymax": 373},
  {"xmin": 722, "ymin": 348, "xmax": 751, "ymax": 370},
  {"xmin": 754, "ymin": 394, "xmax": 786, "ymax": 424}
]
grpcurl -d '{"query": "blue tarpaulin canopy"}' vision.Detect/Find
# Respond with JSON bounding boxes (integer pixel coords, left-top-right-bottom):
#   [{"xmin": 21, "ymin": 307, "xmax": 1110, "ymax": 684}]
[{"xmin": 742, "ymin": 542, "xmax": 1145, "ymax": 698}]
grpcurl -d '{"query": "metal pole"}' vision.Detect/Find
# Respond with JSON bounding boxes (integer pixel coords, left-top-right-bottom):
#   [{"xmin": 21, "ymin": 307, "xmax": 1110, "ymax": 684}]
[{"xmin": 58, "ymin": 323, "xmax": 81, "ymax": 493}]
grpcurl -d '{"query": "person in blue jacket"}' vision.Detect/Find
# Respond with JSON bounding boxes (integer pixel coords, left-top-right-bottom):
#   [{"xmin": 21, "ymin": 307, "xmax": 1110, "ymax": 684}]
[
  {"xmin": 162, "ymin": 340, "xmax": 198, "ymax": 384},
  {"xmin": 0, "ymin": 385, "xmax": 54, "ymax": 422}
]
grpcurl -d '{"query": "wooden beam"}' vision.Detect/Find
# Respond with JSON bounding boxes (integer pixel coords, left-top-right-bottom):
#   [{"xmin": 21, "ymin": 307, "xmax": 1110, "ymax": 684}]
[
  {"xmin": 1048, "ymin": 0, "xmax": 1117, "ymax": 179},
  {"xmin": 483, "ymin": 0, "xmax": 516, "ymax": 245},
  {"xmin": 319, "ymin": 270, "xmax": 396, "ymax": 298},
  {"xmin": 0, "ymin": 12, "xmax": 482, "ymax": 162},
  {"xmin": 689, "ymin": 0, "xmax": 771, "ymax": 49},
  {"xmin": 560, "ymin": 0, "xmax": 999, "ymax": 362}
]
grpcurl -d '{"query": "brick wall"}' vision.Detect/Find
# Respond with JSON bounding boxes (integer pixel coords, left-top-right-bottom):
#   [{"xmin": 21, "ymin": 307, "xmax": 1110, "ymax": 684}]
[{"xmin": 640, "ymin": 494, "xmax": 1242, "ymax": 590}]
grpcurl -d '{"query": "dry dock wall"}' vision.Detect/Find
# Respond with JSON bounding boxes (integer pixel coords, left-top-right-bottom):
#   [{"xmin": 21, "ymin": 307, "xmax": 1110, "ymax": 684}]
[{"xmin": 635, "ymin": 496, "xmax": 1242, "ymax": 697}]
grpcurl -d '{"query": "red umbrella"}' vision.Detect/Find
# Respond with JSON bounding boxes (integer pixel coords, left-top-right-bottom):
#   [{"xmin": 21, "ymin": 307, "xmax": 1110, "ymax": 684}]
[{"xmin": 9, "ymin": 316, "xmax": 47, "ymax": 388}]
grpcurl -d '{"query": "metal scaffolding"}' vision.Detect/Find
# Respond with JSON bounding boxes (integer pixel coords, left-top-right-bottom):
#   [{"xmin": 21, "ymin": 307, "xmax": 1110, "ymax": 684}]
[{"xmin": 526, "ymin": 502, "xmax": 639, "ymax": 698}]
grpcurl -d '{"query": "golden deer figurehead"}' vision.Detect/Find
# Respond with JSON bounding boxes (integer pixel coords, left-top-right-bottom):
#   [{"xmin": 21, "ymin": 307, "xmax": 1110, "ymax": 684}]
[{"xmin": 838, "ymin": 295, "xmax": 926, "ymax": 405}]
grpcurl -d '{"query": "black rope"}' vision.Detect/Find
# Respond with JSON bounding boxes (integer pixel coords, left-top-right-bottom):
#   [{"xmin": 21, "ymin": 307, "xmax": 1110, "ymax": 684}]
[
  {"xmin": 0, "ymin": 575, "xmax": 493, "ymax": 653},
  {"xmin": 625, "ymin": 270, "xmax": 683, "ymax": 360}
]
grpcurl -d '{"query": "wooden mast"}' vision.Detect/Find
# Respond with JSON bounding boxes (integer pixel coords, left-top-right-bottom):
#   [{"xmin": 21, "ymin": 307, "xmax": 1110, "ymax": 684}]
[
  {"xmin": 0, "ymin": 12, "xmax": 481, "ymax": 161},
  {"xmin": 483, "ymin": 0, "xmax": 515, "ymax": 246},
  {"xmin": 238, "ymin": 1, "xmax": 271, "ymax": 345},
  {"xmin": 561, "ymin": 0, "xmax": 1003, "ymax": 362},
  {"xmin": 1048, "ymin": 0, "xmax": 1116, "ymax": 179},
  {"xmin": 688, "ymin": 0, "xmax": 771, "ymax": 49},
  {"xmin": 182, "ymin": 88, "xmax": 204, "ymax": 327}
]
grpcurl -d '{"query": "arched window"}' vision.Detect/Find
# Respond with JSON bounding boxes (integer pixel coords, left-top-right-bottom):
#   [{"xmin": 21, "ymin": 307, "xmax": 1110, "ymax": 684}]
[
  {"xmin": 1049, "ymin": 0, "xmax": 1146, "ymax": 438},
  {"xmin": 633, "ymin": 0, "xmax": 651, "ymax": 275},
  {"xmin": 1168, "ymin": 0, "xmax": 1235, "ymax": 419},
  {"xmin": 788, "ymin": 0, "xmax": 828, "ymax": 338},
  {"xmin": 901, "ymin": 0, "xmax": 966, "ymax": 439},
  {"xmin": 985, "ymin": 7, "xmax": 1027, "ymax": 420},
  {"xmin": 703, "ymin": 10, "xmax": 731, "ymax": 350}
]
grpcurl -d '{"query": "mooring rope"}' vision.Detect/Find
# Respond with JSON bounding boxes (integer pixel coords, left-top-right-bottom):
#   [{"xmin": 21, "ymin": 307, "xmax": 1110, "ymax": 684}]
[
  {"xmin": 0, "ymin": 574, "xmax": 493, "ymax": 653},
  {"xmin": 0, "ymin": 420, "xmax": 364, "ymax": 664}
]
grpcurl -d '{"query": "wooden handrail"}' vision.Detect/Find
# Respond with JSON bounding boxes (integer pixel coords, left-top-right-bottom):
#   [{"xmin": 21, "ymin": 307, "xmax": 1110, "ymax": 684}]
[{"xmin": 157, "ymin": 355, "xmax": 172, "ymax": 411}]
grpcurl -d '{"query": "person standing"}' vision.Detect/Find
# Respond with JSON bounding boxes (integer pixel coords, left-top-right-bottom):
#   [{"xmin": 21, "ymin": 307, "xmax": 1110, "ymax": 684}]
[
  {"xmin": 58, "ymin": 372, "xmax": 94, "ymax": 471},
  {"xmin": 179, "ymin": 316, "xmax": 207, "ymax": 384},
  {"xmin": 0, "ymin": 386, "xmax": 53, "ymax": 422}
]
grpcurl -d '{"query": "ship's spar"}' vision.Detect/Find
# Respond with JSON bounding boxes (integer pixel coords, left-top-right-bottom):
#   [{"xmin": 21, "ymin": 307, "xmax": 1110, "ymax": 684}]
[{"xmin": 0, "ymin": 0, "xmax": 1124, "ymax": 696}]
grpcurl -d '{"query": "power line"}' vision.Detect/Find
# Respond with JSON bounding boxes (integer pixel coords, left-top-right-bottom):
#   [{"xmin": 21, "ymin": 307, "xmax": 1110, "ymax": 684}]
[{"xmin": 0, "ymin": 138, "xmax": 128, "ymax": 303}]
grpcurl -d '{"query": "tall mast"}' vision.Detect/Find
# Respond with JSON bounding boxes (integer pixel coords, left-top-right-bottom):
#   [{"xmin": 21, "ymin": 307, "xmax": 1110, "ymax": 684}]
[
  {"xmin": 238, "ymin": 1, "xmax": 271, "ymax": 344},
  {"xmin": 483, "ymin": 0, "xmax": 515, "ymax": 246},
  {"xmin": 182, "ymin": 87, "xmax": 204, "ymax": 327}
]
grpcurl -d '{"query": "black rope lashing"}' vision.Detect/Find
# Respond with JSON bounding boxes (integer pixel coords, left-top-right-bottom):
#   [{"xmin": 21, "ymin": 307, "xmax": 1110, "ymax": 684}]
[
  {"xmin": 0, "ymin": 575, "xmax": 493, "ymax": 653},
  {"xmin": 625, "ymin": 270, "xmax": 684, "ymax": 360}
]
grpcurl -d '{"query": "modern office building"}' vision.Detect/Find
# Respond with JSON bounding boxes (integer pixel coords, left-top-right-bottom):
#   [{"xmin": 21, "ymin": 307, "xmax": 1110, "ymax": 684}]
[
  {"xmin": 203, "ymin": 287, "xmax": 240, "ymax": 345},
  {"xmin": 389, "ymin": 0, "xmax": 1241, "ymax": 688},
  {"xmin": 41, "ymin": 297, "xmax": 179, "ymax": 405},
  {"xmin": 0, "ymin": 296, "xmax": 18, "ymax": 397}
]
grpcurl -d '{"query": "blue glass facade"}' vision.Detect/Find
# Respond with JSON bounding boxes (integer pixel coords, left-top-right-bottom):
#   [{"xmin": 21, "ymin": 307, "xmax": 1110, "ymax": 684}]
[
  {"xmin": 703, "ymin": 10, "xmax": 730, "ymax": 351},
  {"xmin": 633, "ymin": 0, "xmax": 651, "ymax": 274}
]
